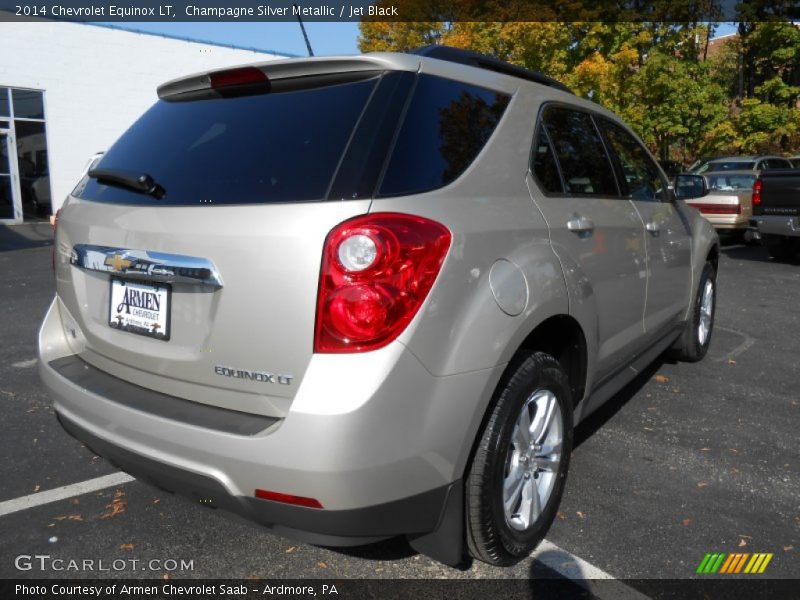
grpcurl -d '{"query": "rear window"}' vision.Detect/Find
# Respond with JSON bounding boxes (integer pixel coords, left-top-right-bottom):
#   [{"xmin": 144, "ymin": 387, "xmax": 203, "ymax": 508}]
[
  {"xmin": 698, "ymin": 161, "xmax": 755, "ymax": 173},
  {"xmin": 377, "ymin": 75, "xmax": 510, "ymax": 197},
  {"xmin": 74, "ymin": 76, "xmax": 379, "ymax": 205},
  {"xmin": 707, "ymin": 174, "xmax": 756, "ymax": 191}
]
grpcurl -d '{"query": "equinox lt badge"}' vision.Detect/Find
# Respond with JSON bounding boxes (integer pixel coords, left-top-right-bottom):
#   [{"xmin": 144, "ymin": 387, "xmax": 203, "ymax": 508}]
[{"xmin": 214, "ymin": 366, "xmax": 293, "ymax": 385}]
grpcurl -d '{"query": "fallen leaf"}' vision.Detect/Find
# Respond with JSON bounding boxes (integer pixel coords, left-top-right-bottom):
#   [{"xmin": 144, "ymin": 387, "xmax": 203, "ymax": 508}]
[
  {"xmin": 729, "ymin": 448, "xmax": 739, "ymax": 454},
  {"xmin": 700, "ymin": 448, "xmax": 711, "ymax": 452},
  {"xmin": 33, "ymin": 484, "xmax": 41, "ymax": 493},
  {"xmin": 682, "ymin": 518, "xmax": 692, "ymax": 526},
  {"xmin": 285, "ymin": 547, "xmax": 296, "ymax": 553},
  {"xmin": 162, "ymin": 573, "xmax": 170, "ymax": 581},
  {"xmin": 152, "ymin": 498, "xmax": 161, "ymax": 504},
  {"xmin": 644, "ymin": 427, "xmax": 654, "ymax": 431},
  {"xmin": 576, "ymin": 511, "xmax": 586, "ymax": 519},
  {"xmin": 784, "ymin": 546, "xmax": 794, "ymax": 552},
  {"xmin": 556, "ymin": 511, "xmax": 566, "ymax": 521},
  {"xmin": 728, "ymin": 359, "xmax": 736, "ymax": 365},
  {"xmin": 119, "ymin": 544, "xmax": 134, "ymax": 551},
  {"xmin": 101, "ymin": 489, "xmax": 127, "ymax": 519},
  {"xmin": 697, "ymin": 482, "xmax": 708, "ymax": 488},
  {"xmin": 317, "ymin": 561, "xmax": 328, "ymax": 569},
  {"xmin": 655, "ymin": 374, "xmax": 670, "ymax": 383},
  {"xmin": 738, "ymin": 538, "xmax": 747, "ymax": 547}
]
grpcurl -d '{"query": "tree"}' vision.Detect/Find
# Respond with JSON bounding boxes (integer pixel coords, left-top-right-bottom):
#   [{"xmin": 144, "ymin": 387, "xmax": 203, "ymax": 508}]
[{"xmin": 358, "ymin": 19, "xmax": 800, "ymax": 161}]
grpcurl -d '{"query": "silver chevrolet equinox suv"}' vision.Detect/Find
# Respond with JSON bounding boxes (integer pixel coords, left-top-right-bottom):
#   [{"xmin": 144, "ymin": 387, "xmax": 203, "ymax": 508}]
[{"xmin": 39, "ymin": 46, "xmax": 719, "ymax": 566}]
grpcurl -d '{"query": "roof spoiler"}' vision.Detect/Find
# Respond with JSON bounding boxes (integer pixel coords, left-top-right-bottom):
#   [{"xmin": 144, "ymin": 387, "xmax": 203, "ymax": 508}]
[
  {"xmin": 157, "ymin": 57, "xmax": 392, "ymax": 101},
  {"xmin": 411, "ymin": 45, "xmax": 573, "ymax": 94}
]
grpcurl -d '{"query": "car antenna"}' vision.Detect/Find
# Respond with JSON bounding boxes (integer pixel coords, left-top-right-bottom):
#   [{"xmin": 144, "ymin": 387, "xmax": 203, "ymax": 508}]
[{"xmin": 294, "ymin": 5, "xmax": 314, "ymax": 56}]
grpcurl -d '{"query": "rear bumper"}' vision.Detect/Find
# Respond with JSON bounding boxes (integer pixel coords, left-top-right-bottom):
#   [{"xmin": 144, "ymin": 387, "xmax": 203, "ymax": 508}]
[
  {"xmin": 701, "ymin": 214, "xmax": 749, "ymax": 230},
  {"xmin": 57, "ymin": 411, "xmax": 457, "ymax": 547},
  {"xmin": 751, "ymin": 215, "xmax": 800, "ymax": 237},
  {"xmin": 39, "ymin": 297, "xmax": 501, "ymax": 550}
]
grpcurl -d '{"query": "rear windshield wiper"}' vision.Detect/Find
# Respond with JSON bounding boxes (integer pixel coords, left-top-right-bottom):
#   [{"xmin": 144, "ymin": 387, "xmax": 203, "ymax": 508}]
[{"xmin": 88, "ymin": 168, "xmax": 166, "ymax": 199}]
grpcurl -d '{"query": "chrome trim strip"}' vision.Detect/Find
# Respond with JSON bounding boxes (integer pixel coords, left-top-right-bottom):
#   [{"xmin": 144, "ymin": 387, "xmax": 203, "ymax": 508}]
[{"xmin": 71, "ymin": 244, "xmax": 223, "ymax": 287}]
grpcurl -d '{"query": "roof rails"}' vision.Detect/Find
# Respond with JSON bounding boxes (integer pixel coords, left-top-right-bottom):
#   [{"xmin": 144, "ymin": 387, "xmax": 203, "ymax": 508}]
[{"xmin": 411, "ymin": 45, "xmax": 573, "ymax": 94}]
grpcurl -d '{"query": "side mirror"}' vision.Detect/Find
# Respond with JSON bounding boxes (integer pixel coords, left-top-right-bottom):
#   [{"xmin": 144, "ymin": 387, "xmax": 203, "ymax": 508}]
[{"xmin": 673, "ymin": 173, "xmax": 708, "ymax": 200}]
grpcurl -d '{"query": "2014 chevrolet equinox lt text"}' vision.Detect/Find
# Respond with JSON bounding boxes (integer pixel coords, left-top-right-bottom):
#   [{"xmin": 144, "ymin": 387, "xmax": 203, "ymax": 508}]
[{"xmin": 38, "ymin": 46, "xmax": 719, "ymax": 567}]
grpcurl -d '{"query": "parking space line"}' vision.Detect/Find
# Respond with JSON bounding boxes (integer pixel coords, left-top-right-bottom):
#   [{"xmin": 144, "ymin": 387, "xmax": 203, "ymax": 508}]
[
  {"xmin": 533, "ymin": 540, "xmax": 651, "ymax": 599},
  {"xmin": 0, "ymin": 472, "xmax": 135, "ymax": 517},
  {"xmin": 712, "ymin": 326, "xmax": 756, "ymax": 362},
  {"xmin": 0, "ymin": 473, "xmax": 648, "ymax": 594}
]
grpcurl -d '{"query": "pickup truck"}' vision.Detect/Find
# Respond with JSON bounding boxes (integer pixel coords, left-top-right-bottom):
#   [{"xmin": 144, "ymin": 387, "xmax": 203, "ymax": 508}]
[{"xmin": 751, "ymin": 169, "xmax": 800, "ymax": 260}]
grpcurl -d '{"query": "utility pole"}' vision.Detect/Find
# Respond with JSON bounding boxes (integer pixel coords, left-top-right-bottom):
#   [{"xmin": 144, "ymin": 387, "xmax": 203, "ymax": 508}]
[{"xmin": 294, "ymin": 5, "xmax": 314, "ymax": 56}]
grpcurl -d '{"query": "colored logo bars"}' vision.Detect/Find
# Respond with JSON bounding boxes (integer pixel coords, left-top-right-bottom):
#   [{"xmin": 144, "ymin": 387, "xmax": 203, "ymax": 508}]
[{"xmin": 697, "ymin": 553, "xmax": 773, "ymax": 574}]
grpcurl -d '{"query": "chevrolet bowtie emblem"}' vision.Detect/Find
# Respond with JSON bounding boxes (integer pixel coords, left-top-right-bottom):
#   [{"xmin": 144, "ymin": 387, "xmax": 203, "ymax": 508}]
[{"xmin": 104, "ymin": 254, "xmax": 134, "ymax": 272}]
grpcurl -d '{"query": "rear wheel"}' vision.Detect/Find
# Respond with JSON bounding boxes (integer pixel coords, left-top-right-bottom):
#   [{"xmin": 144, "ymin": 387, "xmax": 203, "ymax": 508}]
[
  {"xmin": 465, "ymin": 352, "xmax": 573, "ymax": 566},
  {"xmin": 763, "ymin": 235, "xmax": 796, "ymax": 261},
  {"xmin": 671, "ymin": 262, "xmax": 715, "ymax": 362}
]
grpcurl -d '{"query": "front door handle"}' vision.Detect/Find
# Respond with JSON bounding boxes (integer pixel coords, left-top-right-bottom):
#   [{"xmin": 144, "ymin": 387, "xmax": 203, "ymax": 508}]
[
  {"xmin": 567, "ymin": 215, "xmax": 594, "ymax": 233},
  {"xmin": 645, "ymin": 221, "xmax": 660, "ymax": 234}
]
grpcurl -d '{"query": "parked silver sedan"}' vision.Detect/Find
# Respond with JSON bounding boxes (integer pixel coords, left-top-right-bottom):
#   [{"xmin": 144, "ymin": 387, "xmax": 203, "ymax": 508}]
[{"xmin": 685, "ymin": 170, "xmax": 757, "ymax": 233}]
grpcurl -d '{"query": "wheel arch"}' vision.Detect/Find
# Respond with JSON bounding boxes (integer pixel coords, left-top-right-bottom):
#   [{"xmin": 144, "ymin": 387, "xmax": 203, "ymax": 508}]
[{"xmin": 460, "ymin": 314, "xmax": 588, "ymax": 480}]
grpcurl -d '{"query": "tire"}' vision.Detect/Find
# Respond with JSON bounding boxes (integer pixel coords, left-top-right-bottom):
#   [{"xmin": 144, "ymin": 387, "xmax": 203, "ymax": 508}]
[
  {"xmin": 465, "ymin": 352, "xmax": 573, "ymax": 566},
  {"xmin": 671, "ymin": 262, "xmax": 716, "ymax": 362},
  {"xmin": 764, "ymin": 235, "xmax": 796, "ymax": 261}
]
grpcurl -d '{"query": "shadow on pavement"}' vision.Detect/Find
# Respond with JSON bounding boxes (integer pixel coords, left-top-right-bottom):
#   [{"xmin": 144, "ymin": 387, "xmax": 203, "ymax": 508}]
[
  {"xmin": 574, "ymin": 358, "xmax": 663, "ymax": 450},
  {"xmin": 0, "ymin": 222, "xmax": 53, "ymax": 252}
]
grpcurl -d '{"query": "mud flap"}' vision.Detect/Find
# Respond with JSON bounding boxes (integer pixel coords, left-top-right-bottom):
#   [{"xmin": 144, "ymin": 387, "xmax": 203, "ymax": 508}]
[{"xmin": 407, "ymin": 479, "xmax": 466, "ymax": 567}]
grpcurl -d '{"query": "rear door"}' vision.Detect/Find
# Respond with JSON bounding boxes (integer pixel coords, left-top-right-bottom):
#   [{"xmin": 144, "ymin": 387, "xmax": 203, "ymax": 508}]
[
  {"xmin": 54, "ymin": 69, "xmax": 413, "ymax": 417},
  {"xmin": 527, "ymin": 104, "xmax": 647, "ymax": 380},
  {"xmin": 597, "ymin": 117, "xmax": 692, "ymax": 337}
]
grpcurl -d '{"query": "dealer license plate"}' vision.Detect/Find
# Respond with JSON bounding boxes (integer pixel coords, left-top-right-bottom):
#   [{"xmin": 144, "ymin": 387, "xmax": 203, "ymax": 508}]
[{"xmin": 108, "ymin": 278, "xmax": 171, "ymax": 341}]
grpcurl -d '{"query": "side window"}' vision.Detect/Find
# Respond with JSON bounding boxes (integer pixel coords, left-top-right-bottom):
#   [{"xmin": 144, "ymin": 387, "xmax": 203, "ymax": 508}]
[
  {"xmin": 541, "ymin": 106, "xmax": 618, "ymax": 196},
  {"xmin": 758, "ymin": 160, "xmax": 768, "ymax": 170},
  {"xmin": 531, "ymin": 127, "xmax": 563, "ymax": 193},
  {"xmin": 599, "ymin": 118, "xmax": 665, "ymax": 202},
  {"xmin": 377, "ymin": 75, "xmax": 511, "ymax": 197}
]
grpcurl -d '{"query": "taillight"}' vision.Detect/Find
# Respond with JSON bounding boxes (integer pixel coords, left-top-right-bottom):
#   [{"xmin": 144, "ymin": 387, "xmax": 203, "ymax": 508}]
[
  {"xmin": 752, "ymin": 178, "xmax": 762, "ymax": 206},
  {"xmin": 315, "ymin": 213, "xmax": 451, "ymax": 353},
  {"xmin": 51, "ymin": 209, "xmax": 60, "ymax": 271},
  {"xmin": 690, "ymin": 203, "xmax": 741, "ymax": 215}
]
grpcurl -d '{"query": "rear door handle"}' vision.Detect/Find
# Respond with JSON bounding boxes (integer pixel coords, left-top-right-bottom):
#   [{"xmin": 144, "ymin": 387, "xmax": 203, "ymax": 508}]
[
  {"xmin": 567, "ymin": 215, "xmax": 594, "ymax": 233},
  {"xmin": 645, "ymin": 221, "xmax": 660, "ymax": 234}
]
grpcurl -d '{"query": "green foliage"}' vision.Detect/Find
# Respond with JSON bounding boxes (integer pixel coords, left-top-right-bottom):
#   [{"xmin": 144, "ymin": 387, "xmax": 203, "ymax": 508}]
[{"xmin": 358, "ymin": 20, "xmax": 800, "ymax": 161}]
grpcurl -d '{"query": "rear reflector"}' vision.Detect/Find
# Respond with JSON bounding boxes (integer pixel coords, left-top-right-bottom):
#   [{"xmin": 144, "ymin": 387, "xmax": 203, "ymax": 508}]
[
  {"xmin": 690, "ymin": 203, "xmax": 741, "ymax": 215},
  {"xmin": 52, "ymin": 209, "xmax": 61, "ymax": 271},
  {"xmin": 255, "ymin": 489, "xmax": 323, "ymax": 509},
  {"xmin": 209, "ymin": 67, "xmax": 269, "ymax": 90}
]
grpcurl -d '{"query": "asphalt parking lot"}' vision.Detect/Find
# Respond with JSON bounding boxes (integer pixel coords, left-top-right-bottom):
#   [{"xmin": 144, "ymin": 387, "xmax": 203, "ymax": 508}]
[{"xmin": 0, "ymin": 223, "xmax": 797, "ymax": 586}]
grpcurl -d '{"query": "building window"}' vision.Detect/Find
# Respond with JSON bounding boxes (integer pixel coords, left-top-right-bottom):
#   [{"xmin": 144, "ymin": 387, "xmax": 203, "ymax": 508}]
[{"xmin": 0, "ymin": 86, "xmax": 52, "ymax": 221}]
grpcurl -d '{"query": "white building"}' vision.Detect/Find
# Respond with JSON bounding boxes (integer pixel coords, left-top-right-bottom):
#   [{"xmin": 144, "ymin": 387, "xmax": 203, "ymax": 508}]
[{"xmin": 0, "ymin": 21, "xmax": 287, "ymax": 223}]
